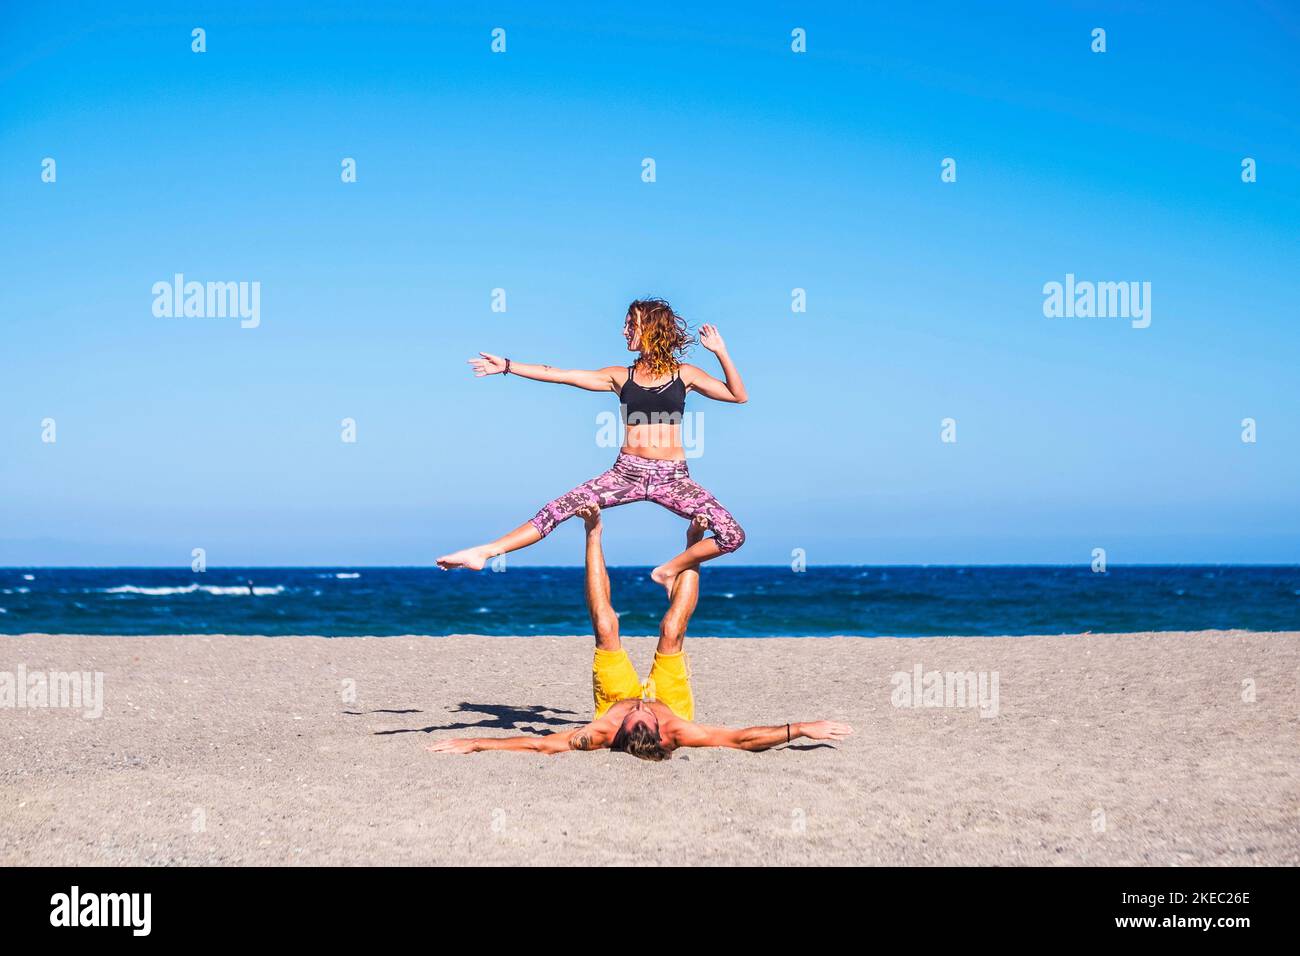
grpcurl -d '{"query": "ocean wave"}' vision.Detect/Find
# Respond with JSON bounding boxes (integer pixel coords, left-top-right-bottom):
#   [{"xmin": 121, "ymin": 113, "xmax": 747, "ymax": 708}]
[
  {"xmin": 22, "ymin": 574, "xmax": 35, "ymax": 581},
  {"xmin": 1, "ymin": 588, "xmax": 31, "ymax": 594},
  {"xmin": 102, "ymin": 584, "xmax": 285, "ymax": 596},
  {"xmin": 335, "ymin": 573, "xmax": 360, "ymax": 579},
  {"xmin": 104, "ymin": 584, "xmax": 199, "ymax": 595}
]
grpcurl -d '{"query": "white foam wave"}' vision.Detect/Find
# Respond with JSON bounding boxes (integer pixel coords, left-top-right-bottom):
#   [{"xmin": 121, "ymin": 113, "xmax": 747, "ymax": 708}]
[
  {"xmin": 102, "ymin": 584, "xmax": 284, "ymax": 596},
  {"xmin": 105, "ymin": 584, "xmax": 199, "ymax": 595}
]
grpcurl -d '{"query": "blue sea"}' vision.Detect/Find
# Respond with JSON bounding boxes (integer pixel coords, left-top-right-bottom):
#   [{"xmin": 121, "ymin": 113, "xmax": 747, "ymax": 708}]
[{"xmin": 0, "ymin": 566, "xmax": 1297, "ymax": 637}]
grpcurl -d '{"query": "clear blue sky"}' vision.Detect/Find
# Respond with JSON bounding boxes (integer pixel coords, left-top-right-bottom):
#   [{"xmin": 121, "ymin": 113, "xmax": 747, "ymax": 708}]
[{"xmin": 2, "ymin": 1, "xmax": 1297, "ymax": 566}]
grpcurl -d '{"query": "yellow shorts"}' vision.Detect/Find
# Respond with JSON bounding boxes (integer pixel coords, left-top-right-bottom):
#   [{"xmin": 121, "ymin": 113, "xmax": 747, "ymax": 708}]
[{"xmin": 592, "ymin": 647, "xmax": 694, "ymax": 721}]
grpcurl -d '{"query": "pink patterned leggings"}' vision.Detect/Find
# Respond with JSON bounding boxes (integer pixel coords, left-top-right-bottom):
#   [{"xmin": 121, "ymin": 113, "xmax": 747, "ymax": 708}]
[{"xmin": 529, "ymin": 453, "xmax": 746, "ymax": 554}]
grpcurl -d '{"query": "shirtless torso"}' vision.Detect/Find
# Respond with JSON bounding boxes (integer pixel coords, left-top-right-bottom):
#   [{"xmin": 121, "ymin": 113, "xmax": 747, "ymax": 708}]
[{"xmin": 573, "ymin": 698, "xmax": 686, "ymax": 752}]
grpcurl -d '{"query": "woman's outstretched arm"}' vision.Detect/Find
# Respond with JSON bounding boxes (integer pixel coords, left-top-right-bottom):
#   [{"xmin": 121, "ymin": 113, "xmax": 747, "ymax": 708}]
[
  {"xmin": 469, "ymin": 352, "xmax": 622, "ymax": 392},
  {"xmin": 680, "ymin": 325, "xmax": 747, "ymax": 403}
]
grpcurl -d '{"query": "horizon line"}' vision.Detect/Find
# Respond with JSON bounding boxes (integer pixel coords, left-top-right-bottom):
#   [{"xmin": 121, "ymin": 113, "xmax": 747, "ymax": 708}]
[{"xmin": 2, "ymin": 563, "xmax": 1297, "ymax": 571}]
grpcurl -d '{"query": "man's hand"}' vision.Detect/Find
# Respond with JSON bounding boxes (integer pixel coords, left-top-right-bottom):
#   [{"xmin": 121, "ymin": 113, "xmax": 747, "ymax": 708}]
[
  {"xmin": 686, "ymin": 513, "xmax": 709, "ymax": 547},
  {"xmin": 698, "ymin": 324, "xmax": 727, "ymax": 355},
  {"xmin": 577, "ymin": 503, "xmax": 602, "ymax": 533},
  {"xmin": 800, "ymin": 720, "xmax": 853, "ymax": 741},
  {"xmin": 427, "ymin": 738, "xmax": 479, "ymax": 754}
]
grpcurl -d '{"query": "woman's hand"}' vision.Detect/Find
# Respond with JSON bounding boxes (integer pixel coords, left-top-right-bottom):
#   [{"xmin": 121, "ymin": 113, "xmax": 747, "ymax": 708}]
[
  {"xmin": 468, "ymin": 352, "xmax": 507, "ymax": 377},
  {"xmin": 684, "ymin": 325, "xmax": 747, "ymax": 403},
  {"xmin": 698, "ymin": 324, "xmax": 727, "ymax": 355}
]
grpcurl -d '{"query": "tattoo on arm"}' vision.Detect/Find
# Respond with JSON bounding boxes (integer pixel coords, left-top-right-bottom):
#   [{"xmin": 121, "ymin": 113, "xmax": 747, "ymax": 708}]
[{"xmin": 570, "ymin": 730, "xmax": 595, "ymax": 751}]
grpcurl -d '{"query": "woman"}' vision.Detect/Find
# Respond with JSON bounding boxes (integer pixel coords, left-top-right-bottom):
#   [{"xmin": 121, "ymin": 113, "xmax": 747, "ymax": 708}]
[{"xmin": 435, "ymin": 298, "xmax": 747, "ymax": 598}]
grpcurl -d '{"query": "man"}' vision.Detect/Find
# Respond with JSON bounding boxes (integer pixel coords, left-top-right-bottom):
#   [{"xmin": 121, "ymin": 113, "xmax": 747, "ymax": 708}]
[{"xmin": 428, "ymin": 506, "xmax": 852, "ymax": 760}]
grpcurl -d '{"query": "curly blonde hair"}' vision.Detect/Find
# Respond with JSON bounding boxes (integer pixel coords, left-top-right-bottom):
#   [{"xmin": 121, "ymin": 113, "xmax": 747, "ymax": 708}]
[{"xmin": 628, "ymin": 298, "xmax": 693, "ymax": 377}]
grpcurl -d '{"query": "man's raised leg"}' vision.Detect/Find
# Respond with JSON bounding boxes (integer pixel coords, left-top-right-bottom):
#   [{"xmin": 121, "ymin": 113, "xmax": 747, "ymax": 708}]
[
  {"xmin": 646, "ymin": 515, "xmax": 708, "ymax": 720},
  {"xmin": 580, "ymin": 505, "xmax": 642, "ymax": 717},
  {"xmin": 581, "ymin": 505, "xmax": 619, "ymax": 651}
]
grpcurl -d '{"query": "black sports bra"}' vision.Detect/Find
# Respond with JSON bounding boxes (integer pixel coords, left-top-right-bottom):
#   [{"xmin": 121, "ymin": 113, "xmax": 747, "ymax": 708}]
[{"xmin": 619, "ymin": 364, "xmax": 686, "ymax": 424}]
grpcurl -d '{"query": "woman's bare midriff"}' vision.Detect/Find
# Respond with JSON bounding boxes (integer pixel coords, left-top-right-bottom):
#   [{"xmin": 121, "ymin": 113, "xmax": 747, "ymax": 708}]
[{"xmin": 621, "ymin": 422, "xmax": 686, "ymax": 461}]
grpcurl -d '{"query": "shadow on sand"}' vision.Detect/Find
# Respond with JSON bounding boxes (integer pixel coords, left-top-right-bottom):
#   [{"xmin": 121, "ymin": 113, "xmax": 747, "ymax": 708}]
[{"xmin": 369, "ymin": 701, "xmax": 584, "ymax": 736}]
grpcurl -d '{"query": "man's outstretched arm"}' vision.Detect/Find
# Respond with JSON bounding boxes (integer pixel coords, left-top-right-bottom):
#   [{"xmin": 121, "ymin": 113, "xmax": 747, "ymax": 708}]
[
  {"xmin": 670, "ymin": 720, "xmax": 853, "ymax": 752},
  {"xmin": 428, "ymin": 723, "xmax": 608, "ymax": 756}
]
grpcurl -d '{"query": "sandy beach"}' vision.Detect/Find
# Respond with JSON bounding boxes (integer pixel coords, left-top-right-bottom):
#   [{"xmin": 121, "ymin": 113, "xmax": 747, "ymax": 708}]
[{"xmin": 1, "ymin": 631, "xmax": 1296, "ymax": 866}]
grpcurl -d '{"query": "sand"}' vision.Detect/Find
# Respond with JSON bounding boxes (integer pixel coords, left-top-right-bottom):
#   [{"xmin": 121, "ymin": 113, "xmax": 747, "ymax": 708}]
[{"xmin": 1, "ymin": 631, "xmax": 1296, "ymax": 866}]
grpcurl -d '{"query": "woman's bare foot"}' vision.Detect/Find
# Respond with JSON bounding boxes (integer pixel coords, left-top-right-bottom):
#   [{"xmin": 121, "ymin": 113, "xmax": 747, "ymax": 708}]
[
  {"xmin": 650, "ymin": 516, "xmax": 711, "ymax": 598},
  {"xmin": 649, "ymin": 564, "xmax": 675, "ymax": 599},
  {"xmin": 435, "ymin": 546, "xmax": 491, "ymax": 571}
]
